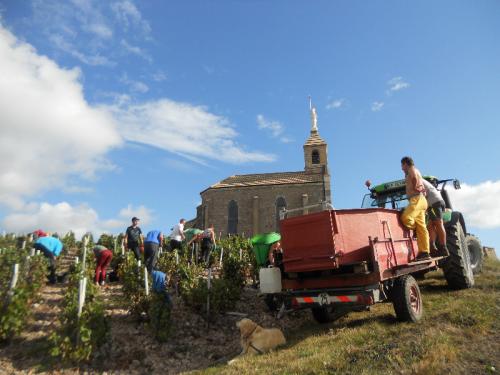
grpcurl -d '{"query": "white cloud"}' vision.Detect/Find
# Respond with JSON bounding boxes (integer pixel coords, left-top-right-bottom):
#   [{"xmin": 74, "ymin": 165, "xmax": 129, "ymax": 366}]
[
  {"xmin": 119, "ymin": 72, "xmax": 149, "ymax": 93},
  {"xmin": 1, "ymin": 202, "xmax": 153, "ymax": 238},
  {"xmin": 71, "ymin": 0, "xmax": 113, "ymax": 39},
  {"xmin": 120, "ymin": 39, "xmax": 152, "ymax": 62},
  {"xmin": 256, "ymin": 114, "xmax": 292, "ymax": 143},
  {"xmin": 152, "ymin": 70, "xmax": 167, "ymax": 82},
  {"xmin": 49, "ymin": 34, "xmax": 114, "ymax": 66},
  {"xmin": 31, "ymin": 0, "xmax": 151, "ymax": 66},
  {"xmin": 33, "ymin": 0, "xmax": 113, "ymax": 41},
  {"xmin": 111, "ymin": 0, "xmax": 151, "ymax": 36},
  {"xmin": 447, "ymin": 180, "xmax": 500, "ymax": 229},
  {"xmin": 387, "ymin": 76, "xmax": 410, "ymax": 94},
  {"xmin": 326, "ymin": 98, "xmax": 346, "ymax": 110},
  {"xmin": 257, "ymin": 115, "xmax": 291, "ymax": 143},
  {"xmin": 106, "ymin": 100, "xmax": 275, "ymax": 164},
  {"xmin": 2, "ymin": 202, "xmax": 98, "ymax": 238},
  {"xmin": 371, "ymin": 101, "xmax": 384, "ymax": 112},
  {"xmin": 0, "ymin": 23, "xmax": 272, "ymax": 211},
  {"xmin": 0, "ymin": 25, "xmax": 122, "ymax": 207},
  {"xmin": 257, "ymin": 114, "xmax": 283, "ymax": 137}
]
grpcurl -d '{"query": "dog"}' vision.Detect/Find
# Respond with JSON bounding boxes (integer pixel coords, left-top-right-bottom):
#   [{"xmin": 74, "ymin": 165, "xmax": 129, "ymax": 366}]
[{"xmin": 229, "ymin": 318, "xmax": 286, "ymax": 364}]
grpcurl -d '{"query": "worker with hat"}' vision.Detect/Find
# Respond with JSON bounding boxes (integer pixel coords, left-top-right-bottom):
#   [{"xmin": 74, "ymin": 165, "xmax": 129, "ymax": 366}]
[{"xmin": 124, "ymin": 217, "xmax": 143, "ymax": 261}]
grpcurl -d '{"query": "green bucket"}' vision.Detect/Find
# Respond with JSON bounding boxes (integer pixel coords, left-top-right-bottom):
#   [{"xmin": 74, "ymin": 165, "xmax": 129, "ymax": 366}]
[{"xmin": 251, "ymin": 232, "xmax": 281, "ymax": 267}]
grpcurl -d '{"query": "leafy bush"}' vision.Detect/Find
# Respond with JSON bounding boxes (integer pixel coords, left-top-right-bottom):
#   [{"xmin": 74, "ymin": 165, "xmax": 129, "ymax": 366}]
[
  {"xmin": 96, "ymin": 233, "xmax": 115, "ymax": 250},
  {"xmin": 222, "ymin": 252, "xmax": 246, "ymax": 288},
  {"xmin": 118, "ymin": 254, "xmax": 150, "ymax": 318},
  {"xmin": 148, "ymin": 292, "xmax": 172, "ymax": 342},
  {"xmin": 0, "ymin": 251, "xmax": 46, "ymax": 341},
  {"xmin": 177, "ymin": 257, "xmax": 242, "ymax": 315},
  {"xmin": 49, "ymin": 262, "xmax": 109, "ymax": 363}
]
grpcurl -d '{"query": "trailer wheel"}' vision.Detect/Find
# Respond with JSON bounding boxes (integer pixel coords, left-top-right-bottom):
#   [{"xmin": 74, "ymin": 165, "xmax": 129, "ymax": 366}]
[
  {"xmin": 443, "ymin": 221, "xmax": 474, "ymax": 289},
  {"xmin": 466, "ymin": 235, "xmax": 483, "ymax": 275},
  {"xmin": 392, "ymin": 275, "xmax": 423, "ymax": 322},
  {"xmin": 311, "ymin": 306, "xmax": 350, "ymax": 324},
  {"xmin": 312, "ymin": 306, "xmax": 332, "ymax": 323},
  {"xmin": 264, "ymin": 294, "xmax": 279, "ymax": 312}
]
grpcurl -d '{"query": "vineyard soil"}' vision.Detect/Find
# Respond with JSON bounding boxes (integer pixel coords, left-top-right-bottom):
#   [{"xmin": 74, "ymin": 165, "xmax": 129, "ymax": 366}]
[{"xmin": 0, "ymin": 281, "xmax": 310, "ymax": 374}]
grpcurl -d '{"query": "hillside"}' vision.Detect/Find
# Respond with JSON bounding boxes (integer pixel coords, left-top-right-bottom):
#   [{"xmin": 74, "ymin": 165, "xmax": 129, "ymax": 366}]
[
  {"xmin": 0, "ymin": 252, "xmax": 498, "ymax": 375},
  {"xmin": 197, "ymin": 258, "xmax": 500, "ymax": 375}
]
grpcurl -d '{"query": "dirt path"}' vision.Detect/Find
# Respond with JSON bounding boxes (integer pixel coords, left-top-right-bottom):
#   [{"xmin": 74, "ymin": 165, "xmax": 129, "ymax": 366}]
[{"xmin": 0, "ymin": 249, "xmax": 80, "ymax": 374}]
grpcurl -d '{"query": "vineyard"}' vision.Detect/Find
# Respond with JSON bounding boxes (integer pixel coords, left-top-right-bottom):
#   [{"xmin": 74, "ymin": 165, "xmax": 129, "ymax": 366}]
[
  {"xmin": 0, "ymin": 232, "xmax": 308, "ymax": 374},
  {"xmin": 1, "ymin": 232, "xmax": 498, "ymax": 374}
]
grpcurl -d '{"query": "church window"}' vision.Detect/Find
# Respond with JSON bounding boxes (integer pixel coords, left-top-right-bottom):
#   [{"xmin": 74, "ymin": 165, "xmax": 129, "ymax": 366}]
[
  {"xmin": 312, "ymin": 149, "xmax": 320, "ymax": 164},
  {"xmin": 228, "ymin": 200, "xmax": 238, "ymax": 235},
  {"xmin": 276, "ymin": 197, "xmax": 287, "ymax": 232}
]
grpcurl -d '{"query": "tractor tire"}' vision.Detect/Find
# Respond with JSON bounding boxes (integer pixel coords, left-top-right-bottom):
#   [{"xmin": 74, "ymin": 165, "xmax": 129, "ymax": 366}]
[
  {"xmin": 466, "ymin": 235, "xmax": 483, "ymax": 275},
  {"xmin": 443, "ymin": 221, "xmax": 474, "ymax": 289},
  {"xmin": 311, "ymin": 306, "xmax": 350, "ymax": 324},
  {"xmin": 391, "ymin": 275, "xmax": 423, "ymax": 322}
]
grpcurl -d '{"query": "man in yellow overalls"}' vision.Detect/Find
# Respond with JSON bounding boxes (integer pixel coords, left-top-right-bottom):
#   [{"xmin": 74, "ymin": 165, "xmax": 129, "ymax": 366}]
[{"xmin": 400, "ymin": 156, "xmax": 430, "ymax": 260}]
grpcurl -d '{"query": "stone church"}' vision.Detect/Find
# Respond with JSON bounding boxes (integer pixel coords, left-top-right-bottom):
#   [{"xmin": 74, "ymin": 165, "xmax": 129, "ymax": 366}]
[{"xmin": 189, "ymin": 107, "xmax": 331, "ymax": 236}]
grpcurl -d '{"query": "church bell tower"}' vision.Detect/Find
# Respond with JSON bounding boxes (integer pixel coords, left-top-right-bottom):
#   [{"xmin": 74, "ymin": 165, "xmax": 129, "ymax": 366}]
[
  {"xmin": 303, "ymin": 99, "xmax": 331, "ymax": 202},
  {"xmin": 304, "ymin": 101, "xmax": 328, "ymax": 173}
]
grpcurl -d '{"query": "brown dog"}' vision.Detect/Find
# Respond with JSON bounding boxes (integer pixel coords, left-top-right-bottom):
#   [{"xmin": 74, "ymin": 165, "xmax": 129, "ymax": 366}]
[{"xmin": 229, "ymin": 318, "xmax": 286, "ymax": 363}]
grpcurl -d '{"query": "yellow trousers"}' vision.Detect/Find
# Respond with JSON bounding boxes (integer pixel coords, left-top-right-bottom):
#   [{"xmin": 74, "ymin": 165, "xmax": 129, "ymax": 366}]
[{"xmin": 401, "ymin": 194, "xmax": 430, "ymax": 253}]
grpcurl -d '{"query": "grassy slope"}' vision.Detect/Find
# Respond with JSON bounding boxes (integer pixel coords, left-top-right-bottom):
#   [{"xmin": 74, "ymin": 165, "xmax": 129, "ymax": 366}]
[{"xmin": 196, "ymin": 259, "xmax": 500, "ymax": 375}]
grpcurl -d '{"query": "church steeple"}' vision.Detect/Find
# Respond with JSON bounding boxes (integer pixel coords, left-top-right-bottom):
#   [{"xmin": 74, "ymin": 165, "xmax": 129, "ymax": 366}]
[{"xmin": 304, "ymin": 98, "xmax": 328, "ymax": 173}]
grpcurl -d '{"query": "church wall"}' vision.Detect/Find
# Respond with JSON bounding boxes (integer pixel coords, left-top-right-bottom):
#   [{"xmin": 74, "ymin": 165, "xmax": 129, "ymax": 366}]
[{"xmin": 199, "ymin": 182, "xmax": 328, "ymax": 237}]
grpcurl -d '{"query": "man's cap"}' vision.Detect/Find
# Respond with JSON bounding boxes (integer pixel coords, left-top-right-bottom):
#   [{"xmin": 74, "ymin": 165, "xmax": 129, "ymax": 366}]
[
  {"xmin": 33, "ymin": 229, "xmax": 47, "ymax": 237},
  {"xmin": 132, "ymin": 217, "xmax": 140, "ymax": 221}
]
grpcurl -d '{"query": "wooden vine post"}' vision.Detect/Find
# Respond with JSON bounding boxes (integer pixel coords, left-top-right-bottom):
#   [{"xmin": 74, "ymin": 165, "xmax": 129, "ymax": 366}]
[{"xmin": 144, "ymin": 266, "xmax": 149, "ymax": 296}]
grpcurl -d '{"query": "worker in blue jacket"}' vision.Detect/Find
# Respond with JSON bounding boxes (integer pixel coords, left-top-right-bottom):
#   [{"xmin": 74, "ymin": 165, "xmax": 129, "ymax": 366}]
[
  {"xmin": 152, "ymin": 270, "xmax": 173, "ymax": 306},
  {"xmin": 34, "ymin": 235, "xmax": 63, "ymax": 284},
  {"xmin": 144, "ymin": 230, "xmax": 163, "ymax": 273}
]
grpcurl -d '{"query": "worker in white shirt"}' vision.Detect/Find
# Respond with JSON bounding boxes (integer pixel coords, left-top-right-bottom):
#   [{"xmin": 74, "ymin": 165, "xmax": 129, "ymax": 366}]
[{"xmin": 170, "ymin": 218, "xmax": 186, "ymax": 253}]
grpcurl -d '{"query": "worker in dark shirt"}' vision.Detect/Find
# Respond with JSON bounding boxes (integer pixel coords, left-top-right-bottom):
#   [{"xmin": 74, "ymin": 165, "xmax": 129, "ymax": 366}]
[
  {"xmin": 144, "ymin": 229, "xmax": 163, "ymax": 273},
  {"xmin": 124, "ymin": 217, "xmax": 143, "ymax": 261}
]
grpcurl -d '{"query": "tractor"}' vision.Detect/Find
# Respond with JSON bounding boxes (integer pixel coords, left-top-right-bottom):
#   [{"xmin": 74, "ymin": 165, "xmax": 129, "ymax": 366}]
[
  {"xmin": 256, "ymin": 177, "xmax": 482, "ymax": 324},
  {"xmin": 362, "ymin": 176, "xmax": 483, "ymax": 283}
]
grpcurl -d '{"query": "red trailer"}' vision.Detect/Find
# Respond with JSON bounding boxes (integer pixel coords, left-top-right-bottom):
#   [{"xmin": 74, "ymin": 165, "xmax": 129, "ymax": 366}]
[{"xmin": 264, "ymin": 206, "xmax": 450, "ymax": 323}]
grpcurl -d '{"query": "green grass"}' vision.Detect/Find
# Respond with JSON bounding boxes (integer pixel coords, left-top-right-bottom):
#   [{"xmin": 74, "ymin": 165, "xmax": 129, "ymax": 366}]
[{"xmin": 193, "ymin": 258, "xmax": 500, "ymax": 375}]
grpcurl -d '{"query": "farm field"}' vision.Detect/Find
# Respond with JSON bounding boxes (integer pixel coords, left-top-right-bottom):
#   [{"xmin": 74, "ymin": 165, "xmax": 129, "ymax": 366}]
[{"xmin": 0, "ymin": 234, "xmax": 498, "ymax": 375}]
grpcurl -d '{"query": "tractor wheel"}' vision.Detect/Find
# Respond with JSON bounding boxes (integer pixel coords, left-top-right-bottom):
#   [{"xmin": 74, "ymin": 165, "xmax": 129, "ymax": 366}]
[
  {"xmin": 311, "ymin": 306, "xmax": 350, "ymax": 324},
  {"xmin": 391, "ymin": 275, "xmax": 423, "ymax": 322},
  {"xmin": 466, "ymin": 235, "xmax": 483, "ymax": 275},
  {"xmin": 443, "ymin": 221, "xmax": 474, "ymax": 289}
]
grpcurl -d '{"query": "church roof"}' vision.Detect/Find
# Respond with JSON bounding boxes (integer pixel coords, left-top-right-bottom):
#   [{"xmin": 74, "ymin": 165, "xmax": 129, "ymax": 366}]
[
  {"xmin": 304, "ymin": 130, "xmax": 327, "ymax": 147},
  {"xmin": 205, "ymin": 170, "xmax": 324, "ymax": 191}
]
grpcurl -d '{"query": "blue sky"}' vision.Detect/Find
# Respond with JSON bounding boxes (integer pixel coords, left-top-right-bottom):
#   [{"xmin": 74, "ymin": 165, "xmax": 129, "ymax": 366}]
[{"xmin": 0, "ymin": 1, "xmax": 499, "ymax": 253}]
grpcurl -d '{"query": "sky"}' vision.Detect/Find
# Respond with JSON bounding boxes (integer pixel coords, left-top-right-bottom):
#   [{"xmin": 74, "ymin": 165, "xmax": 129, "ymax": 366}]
[{"xmin": 0, "ymin": 0, "xmax": 499, "ymax": 253}]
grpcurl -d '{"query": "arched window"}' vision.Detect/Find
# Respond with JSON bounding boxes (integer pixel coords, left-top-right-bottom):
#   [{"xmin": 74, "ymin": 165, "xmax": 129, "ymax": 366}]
[
  {"xmin": 228, "ymin": 200, "xmax": 238, "ymax": 235},
  {"xmin": 276, "ymin": 197, "xmax": 287, "ymax": 232},
  {"xmin": 312, "ymin": 149, "xmax": 320, "ymax": 164}
]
